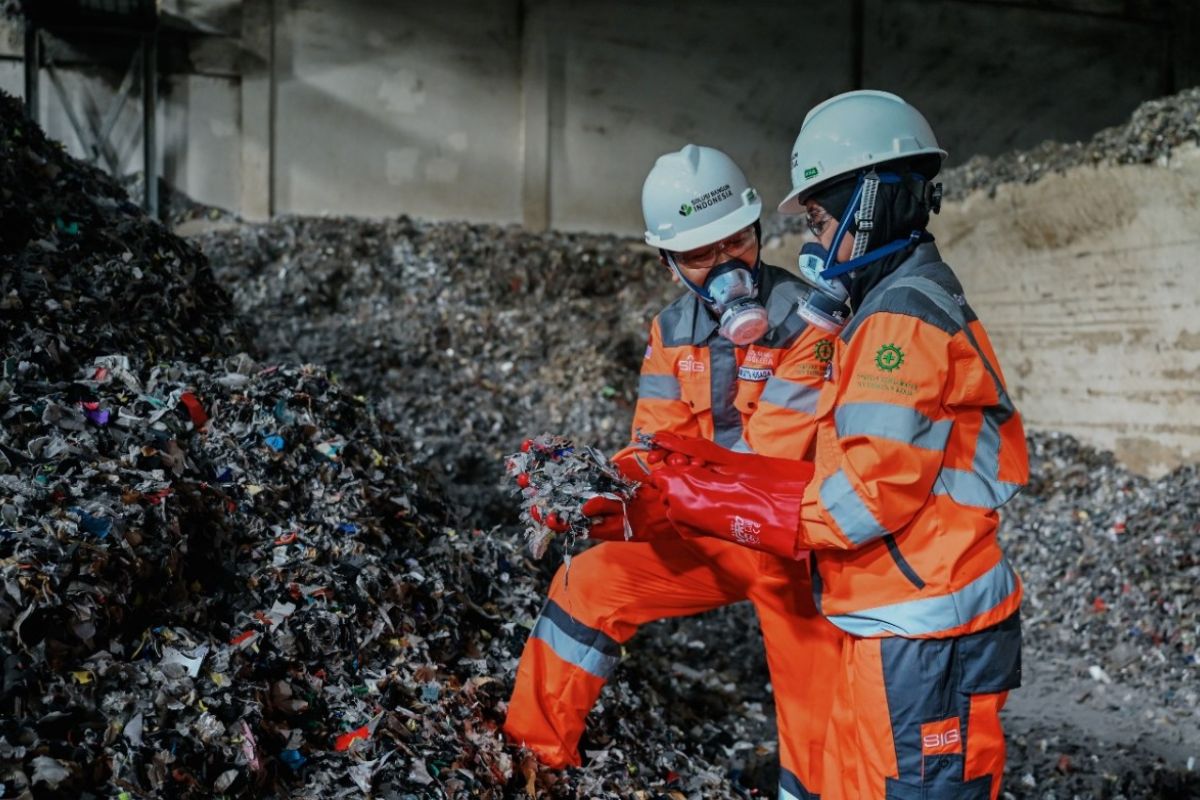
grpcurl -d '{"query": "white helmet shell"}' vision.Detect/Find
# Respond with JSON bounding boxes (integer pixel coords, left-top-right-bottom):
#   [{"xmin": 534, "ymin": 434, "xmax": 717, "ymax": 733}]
[
  {"xmin": 778, "ymin": 90, "xmax": 947, "ymax": 215},
  {"xmin": 642, "ymin": 144, "xmax": 762, "ymax": 252}
]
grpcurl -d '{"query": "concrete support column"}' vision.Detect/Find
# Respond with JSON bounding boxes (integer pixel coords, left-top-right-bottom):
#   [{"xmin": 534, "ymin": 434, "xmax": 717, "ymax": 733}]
[
  {"xmin": 23, "ymin": 21, "xmax": 39, "ymax": 120},
  {"xmin": 520, "ymin": 0, "xmax": 550, "ymax": 231},
  {"xmin": 240, "ymin": 0, "xmax": 274, "ymax": 221},
  {"xmin": 1169, "ymin": 0, "xmax": 1199, "ymax": 91}
]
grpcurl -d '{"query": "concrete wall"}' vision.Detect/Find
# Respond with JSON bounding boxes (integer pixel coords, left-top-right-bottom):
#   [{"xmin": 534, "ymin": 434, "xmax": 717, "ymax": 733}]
[
  {"xmin": 544, "ymin": 1, "xmax": 853, "ymax": 234},
  {"xmin": 271, "ymin": 0, "xmax": 523, "ymax": 222},
  {"xmin": 931, "ymin": 148, "xmax": 1200, "ymax": 476},
  {"xmin": 3, "ymin": 0, "xmax": 1195, "ymax": 229}
]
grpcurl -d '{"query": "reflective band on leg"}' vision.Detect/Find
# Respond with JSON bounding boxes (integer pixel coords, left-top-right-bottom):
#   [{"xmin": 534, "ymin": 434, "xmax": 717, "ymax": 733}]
[
  {"xmin": 819, "ymin": 468, "xmax": 890, "ymax": 545},
  {"xmin": 827, "ymin": 558, "xmax": 1018, "ymax": 637},
  {"xmin": 531, "ymin": 600, "xmax": 622, "ymax": 679}
]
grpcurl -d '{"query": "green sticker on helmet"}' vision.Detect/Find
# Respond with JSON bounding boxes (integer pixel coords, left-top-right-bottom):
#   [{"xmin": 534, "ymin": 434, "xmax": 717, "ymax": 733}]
[
  {"xmin": 804, "ymin": 167, "xmax": 819, "ymax": 180},
  {"xmin": 679, "ymin": 203, "xmax": 694, "ymax": 217}
]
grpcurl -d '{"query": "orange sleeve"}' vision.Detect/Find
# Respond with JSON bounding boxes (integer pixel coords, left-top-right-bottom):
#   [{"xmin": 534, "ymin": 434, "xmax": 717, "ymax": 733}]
[
  {"xmin": 627, "ymin": 317, "xmax": 699, "ymax": 444},
  {"xmin": 744, "ymin": 326, "xmax": 830, "ymax": 459},
  {"xmin": 799, "ymin": 312, "xmax": 953, "ymax": 549}
]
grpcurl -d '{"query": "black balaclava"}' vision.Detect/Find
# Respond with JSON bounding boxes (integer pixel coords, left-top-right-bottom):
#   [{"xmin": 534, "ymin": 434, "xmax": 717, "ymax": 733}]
[{"xmin": 809, "ymin": 155, "xmax": 940, "ymax": 310}]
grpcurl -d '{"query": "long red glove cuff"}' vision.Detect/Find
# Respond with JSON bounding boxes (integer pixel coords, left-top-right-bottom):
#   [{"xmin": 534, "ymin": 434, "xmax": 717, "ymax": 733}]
[{"xmin": 651, "ymin": 464, "xmax": 808, "ymax": 560}]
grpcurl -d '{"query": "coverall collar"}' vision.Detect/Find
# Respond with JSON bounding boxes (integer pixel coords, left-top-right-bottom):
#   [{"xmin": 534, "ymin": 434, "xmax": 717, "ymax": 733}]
[{"xmin": 860, "ymin": 241, "xmax": 944, "ymax": 302}]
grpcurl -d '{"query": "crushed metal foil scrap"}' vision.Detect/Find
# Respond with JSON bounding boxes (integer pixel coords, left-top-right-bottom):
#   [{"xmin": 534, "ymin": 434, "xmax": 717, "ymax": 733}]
[{"xmin": 505, "ymin": 434, "xmax": 641, "ymax": 559}]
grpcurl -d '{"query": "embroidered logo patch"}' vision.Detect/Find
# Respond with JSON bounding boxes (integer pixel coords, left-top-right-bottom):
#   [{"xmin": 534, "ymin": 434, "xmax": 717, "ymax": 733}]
[
  {"xmin": 874, "ymin": 343, "xmax": 904, "ymax": 372},
  {"xmin": 744, "ymin": 348, "xmax": 773, "ymax": 366},
  {"xmin": 920, "ymin": 718, "xmax": 963, "ymax": 756},
  {"xmin": 678, "ymin": 355, "xmax": 706, "ymax": 374},
  {"xmin": 814, "ymin": 339, "xmax": 834, "ymax": 363}
]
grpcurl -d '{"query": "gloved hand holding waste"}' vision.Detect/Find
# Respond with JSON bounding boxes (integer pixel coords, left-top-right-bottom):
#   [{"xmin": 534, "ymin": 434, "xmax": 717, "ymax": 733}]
[
  {"xmin": 506, "ymin": 438, "xmax": 657, "ymax": 556},
  {"xmin": 577, "ymin": 449, "xmax": 678, "ymax": 542},
  {"xmin": 640, "ymin": 431, "xmax": 815, "ymax": 560}
]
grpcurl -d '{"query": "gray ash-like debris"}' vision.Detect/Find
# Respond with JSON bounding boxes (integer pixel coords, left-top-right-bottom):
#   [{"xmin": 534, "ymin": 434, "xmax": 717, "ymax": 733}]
[{"xmin": 1003, "ymin": 432, "xmax": 1199, "ymax": 720}]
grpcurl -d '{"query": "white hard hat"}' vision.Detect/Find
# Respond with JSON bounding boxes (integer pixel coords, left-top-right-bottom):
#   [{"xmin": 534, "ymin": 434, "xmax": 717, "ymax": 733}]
[
  {"xmin": 778, "ymin": 90, "xmax": 947, "ymax": 215},
  {"xmin": 642, "ymin": 144, "xmax": 762, "ymax": 252}
]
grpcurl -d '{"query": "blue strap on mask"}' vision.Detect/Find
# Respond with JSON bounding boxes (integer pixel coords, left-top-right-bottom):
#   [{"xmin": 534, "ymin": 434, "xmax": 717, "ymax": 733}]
[{"xmin": 818, "ymin": 171, "xmax": 923, "ymax": 281}]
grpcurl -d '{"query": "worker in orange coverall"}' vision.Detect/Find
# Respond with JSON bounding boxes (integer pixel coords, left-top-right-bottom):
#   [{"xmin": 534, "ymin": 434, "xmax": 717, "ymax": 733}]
[
  {"xmin": 644, "ymin": 91, "xmax": 1028, "ymax": 799},
  {"xmin": 503, "ymin": 143, "xmax": 844, "ymax": 800}
]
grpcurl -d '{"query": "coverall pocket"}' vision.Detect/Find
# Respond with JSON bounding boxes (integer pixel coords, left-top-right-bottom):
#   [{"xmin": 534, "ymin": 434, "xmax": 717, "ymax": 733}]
[{"xmin": 956, "ymin": 611, "xmax": 1022, "ymax": 694}]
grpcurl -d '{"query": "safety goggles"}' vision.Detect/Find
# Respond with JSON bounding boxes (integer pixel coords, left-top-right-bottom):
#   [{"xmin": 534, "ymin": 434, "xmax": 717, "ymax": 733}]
[{"xmin": 671, "ymin": 225, "xmax": 757, "ymax": 270}]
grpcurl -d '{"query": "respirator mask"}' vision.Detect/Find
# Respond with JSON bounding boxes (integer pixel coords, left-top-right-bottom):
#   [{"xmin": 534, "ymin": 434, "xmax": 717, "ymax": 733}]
[
  {"xmin": 702, "ymin": 260, "xmax": 770, "ymax": 345},
  {"xmin": 796, "ymin": 243, "xmax": 850, "ymax": 333}
]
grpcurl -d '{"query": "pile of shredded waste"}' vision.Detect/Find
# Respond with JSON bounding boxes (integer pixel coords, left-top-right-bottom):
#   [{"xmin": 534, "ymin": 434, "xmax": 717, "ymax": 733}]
[
  {"xmin": 4, "ymin": 82, "xmax": 1200, "ymax": 799},
  {"xmin": 193, "ymin": 214, "xmax": 672, "ymax": 528}
]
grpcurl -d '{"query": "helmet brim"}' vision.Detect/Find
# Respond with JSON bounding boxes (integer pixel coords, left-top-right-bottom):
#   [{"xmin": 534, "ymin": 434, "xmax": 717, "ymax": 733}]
[
  {"xmin": 777, "ymin": 147, "xmax": 947, "ymax": 215},
  {"xmin": 645, "ymin": 199, "xmax": 762, "ymax": 253}
]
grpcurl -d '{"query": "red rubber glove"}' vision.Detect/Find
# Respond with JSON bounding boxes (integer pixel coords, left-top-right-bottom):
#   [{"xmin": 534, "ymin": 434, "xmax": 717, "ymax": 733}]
[
  {"xmin": 580, "ymin": 485, "xmax": 678, "ymax": 542},
  {"xmin": 647, "ymin": 433, "xmax": 814, "ymax": 560},
  {"xmin": 578, "ymin": 449, "xmax": 677, "ymax": 542}
]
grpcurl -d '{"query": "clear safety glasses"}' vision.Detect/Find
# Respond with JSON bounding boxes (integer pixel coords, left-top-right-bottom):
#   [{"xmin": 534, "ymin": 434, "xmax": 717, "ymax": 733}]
[{"xmin": 672, "ymin": 225, "xmax": 757, "ymax": 270}]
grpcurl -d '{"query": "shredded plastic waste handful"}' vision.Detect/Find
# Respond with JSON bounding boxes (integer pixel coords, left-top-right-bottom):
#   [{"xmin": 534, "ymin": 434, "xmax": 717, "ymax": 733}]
[{"xmin": 506, "ymin": 433, "xmax": 641, "ymax": 558}]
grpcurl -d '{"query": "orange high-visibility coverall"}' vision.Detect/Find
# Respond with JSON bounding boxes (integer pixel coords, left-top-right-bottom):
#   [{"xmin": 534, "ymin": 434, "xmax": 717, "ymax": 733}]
[
  {"xmin": 504, "ymin": 264, "xmax": 845, "ymax": 799},
  {"xmin": 794, "ymin": 243, "xmax": 1027, "ymax": 800}
]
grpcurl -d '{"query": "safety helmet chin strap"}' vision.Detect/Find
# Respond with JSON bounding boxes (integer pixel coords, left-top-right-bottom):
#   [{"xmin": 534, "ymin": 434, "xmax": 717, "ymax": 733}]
[
  {"xmin": 818, "ymin": 171, "xmax": 923, "ymax": 281},
  {"xmin": 661, "ymin": 220, "xmax": 763, "ymax": 305}
]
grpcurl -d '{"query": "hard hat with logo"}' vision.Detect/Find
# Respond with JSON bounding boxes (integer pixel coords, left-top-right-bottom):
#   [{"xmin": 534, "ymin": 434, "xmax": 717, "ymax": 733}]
[
  {"xmin": 642, "ymin": 144, "xmax": 762, "ymax": 252},
  {"xmin": 778, "ymin": 90, "xmax": 947, "ymax": 215}
]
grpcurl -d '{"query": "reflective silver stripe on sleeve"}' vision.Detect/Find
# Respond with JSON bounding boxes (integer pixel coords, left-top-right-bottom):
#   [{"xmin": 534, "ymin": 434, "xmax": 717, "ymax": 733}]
[
  {"xmin": 760, "ymin": 376, "xmax": 820, "ymax": 414},
  {"xmin": 889, "ymin": 276, "xmax": 1023, "ymax": 510},
  {"xmin": 934, "ymin": 467, "xmax": 1022, "ymax": 509},
  {"xmin": 818, "ymin": 468, "xmax": 890, "ymax": 545},
  {"xmin": 825, "ymin": 558, "xmax": 1019, "ymax": 637},
  {"xmin": 934, "ymin": 402, "xmax": 1020, "ymax": 509},
  {"xmin": 834, "ymin": 402, "xmax": 952, "ymax": 451},
  {"xmin": 531, "ymin": 600, "xmax": 622, "ymax": 679},
  {"xmin": 638, "ymin": 374, "xmax": 681, "ymax": 401}
]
